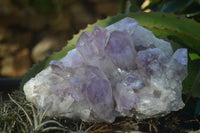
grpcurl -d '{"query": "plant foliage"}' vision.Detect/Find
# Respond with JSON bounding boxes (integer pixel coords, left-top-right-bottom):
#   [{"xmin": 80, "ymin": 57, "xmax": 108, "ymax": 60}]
[{"xmin": 20, "ymin": 12, "xmax": 200, "ymax": 97}]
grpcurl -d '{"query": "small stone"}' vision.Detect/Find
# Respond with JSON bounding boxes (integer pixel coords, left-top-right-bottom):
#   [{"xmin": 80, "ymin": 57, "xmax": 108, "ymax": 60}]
[{"xmin": 24, "ymin": 17, "xmax": 188, "ymax": 123}]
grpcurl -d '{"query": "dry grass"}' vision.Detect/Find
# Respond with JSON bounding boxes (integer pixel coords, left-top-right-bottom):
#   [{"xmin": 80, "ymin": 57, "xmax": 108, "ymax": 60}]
[{"xmin": 1, "ymin": 90, "xmax": 200, "ymax": 133}]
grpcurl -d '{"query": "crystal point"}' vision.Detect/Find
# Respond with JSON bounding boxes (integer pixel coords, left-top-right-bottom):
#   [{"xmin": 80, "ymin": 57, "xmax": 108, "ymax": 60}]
[{"xmin": 24, "ymin": 17, "xmax": 188, "ymax": 123}]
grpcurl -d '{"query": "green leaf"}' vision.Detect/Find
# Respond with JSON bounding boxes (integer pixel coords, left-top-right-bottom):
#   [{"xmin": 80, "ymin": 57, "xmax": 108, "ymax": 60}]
[
  {"xmin": 183, "ymin": 59, "xmax": 200, "ymax": 97},
  {"xmin": 161, "ymin": 0, "xmax": 194, "ymax": 13},
  {"xmin": 189, "ymin": 53, "xmax": 200, "ymax": 60},
  {"xmin": 20, "ymin": 12, "xmax": 200, "ymax": 97}
]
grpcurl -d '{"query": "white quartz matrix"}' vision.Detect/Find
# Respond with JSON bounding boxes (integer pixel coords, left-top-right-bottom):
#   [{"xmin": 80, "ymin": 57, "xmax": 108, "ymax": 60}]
[{"xmin": 24, "ymin": 17, "xmax": 188, "ymax": 123}]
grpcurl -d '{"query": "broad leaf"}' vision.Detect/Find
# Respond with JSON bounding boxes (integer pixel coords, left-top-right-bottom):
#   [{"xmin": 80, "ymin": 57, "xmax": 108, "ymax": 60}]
[{"xmin": 20, "ymin": 12, "xmax": 200, "ymax": 97}]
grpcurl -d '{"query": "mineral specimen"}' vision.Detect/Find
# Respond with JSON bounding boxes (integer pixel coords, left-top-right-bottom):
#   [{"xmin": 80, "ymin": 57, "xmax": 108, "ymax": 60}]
[{"xmin": 23, "ymin": 17, "xmax": 188, "ymax": 123}]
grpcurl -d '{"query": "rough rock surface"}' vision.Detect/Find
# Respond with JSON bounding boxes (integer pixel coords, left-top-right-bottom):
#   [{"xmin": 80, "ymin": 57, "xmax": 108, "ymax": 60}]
[{"xmin": 24, "ymin": 17, "xmax": 188, "ymax": 123}]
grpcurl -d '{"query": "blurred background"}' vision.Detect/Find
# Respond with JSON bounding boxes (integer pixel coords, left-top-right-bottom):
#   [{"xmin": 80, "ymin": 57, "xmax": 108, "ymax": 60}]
[
  {"xmin": 0, "ymin": 0, "xmax": 200, "ymax": 78},
  {"xmin": 0, "ymin": 0, "xmax": 122, "ymax": 78}
]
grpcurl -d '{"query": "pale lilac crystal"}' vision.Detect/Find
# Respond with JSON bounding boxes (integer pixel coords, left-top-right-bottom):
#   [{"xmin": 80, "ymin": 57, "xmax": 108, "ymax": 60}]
[
  {"xmin": 122, "ymin": 71, "xmax": 144, "ymax": 90},
  {"xmin": 69, "ymin": 67, "xmax": 85, "ymax": 101},
  {"xmin": 76, "ymin": 25, "xmax": 109, "ymax": 58},
  {"xmin": 85, "ymin": 66, "xmax": 114, "ymax": 122},
  {"xmin": 132, "ymin": 26, "xmax": 155, "ymax": 50},
  {"xmin": 167, "ymin": 48, "xmax": 188, "ymax": 80},
  {"xmin": 105, "ymin": 31, "xmax": 136, "ymax": 70},
  {"xmin": 106, "ymin": 17, "xmax": 138, "ymax": 35},
  {"xmin": 61, "ymin": 49, "xmax": 83, "ymax": 68},
  {"xmin": 76, "ymin": 26, "xmax": 118, "ymax": 79},
  {"xmin": 133, "ymin": 26, "xmax": 173, "ymax": 57},
  {"xmin": 24, "ymin": 17, "xmax": 188, "ymax": 123},
  {"xmin": 136, "ymin": 48, "xmax": 168, "ymax": 78},
  {"xmin": 90, "ymin": 25, "xmax": 109, "ymax": 54},
  {"xmin": 114, "ymin": 82, "xmax": 137, "ymax": 113}
]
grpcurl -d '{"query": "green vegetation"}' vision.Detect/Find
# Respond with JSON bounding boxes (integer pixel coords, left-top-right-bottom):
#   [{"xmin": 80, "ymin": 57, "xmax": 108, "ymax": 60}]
[
  {"xmin": 1, "ymin": 0, "xmax": 200, "ymax": 132},
  {"xmin": 0, "ymin": 92, "xmax": 66, "ymax": 133},
  {"xmin": 20, "ymin": 12, "xmax": 200, "ymax": 96}
]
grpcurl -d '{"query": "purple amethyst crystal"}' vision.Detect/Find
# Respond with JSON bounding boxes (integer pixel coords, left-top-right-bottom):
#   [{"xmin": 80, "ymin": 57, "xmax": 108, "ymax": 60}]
[
  {"xmin": 85, "ymin": 66, "xmax": 114, "ymax": 122},
  {"xmin": 105, "ymin": 31, "xmax": 136, "ymax": 70},
  {"xmin": 24, "ymin": 17, "xmax": 187, "ymax": 122}
]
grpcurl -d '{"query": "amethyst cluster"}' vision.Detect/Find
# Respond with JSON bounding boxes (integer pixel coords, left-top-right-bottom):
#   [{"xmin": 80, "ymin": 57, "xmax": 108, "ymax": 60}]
[{"xmin": 24, "ymin": 17, "xmax": 188, "ymax": 122}]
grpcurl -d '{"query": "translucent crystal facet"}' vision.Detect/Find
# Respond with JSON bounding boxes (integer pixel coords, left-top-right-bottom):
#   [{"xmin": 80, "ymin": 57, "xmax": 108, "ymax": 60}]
[{"xmin": 24, "ymin": 17, "xmax": 188, "ymax": 123}]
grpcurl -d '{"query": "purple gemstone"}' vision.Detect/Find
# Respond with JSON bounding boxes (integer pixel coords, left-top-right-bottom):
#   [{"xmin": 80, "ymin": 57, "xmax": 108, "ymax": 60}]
[
  {"xmin": 123, "ymin": 72, "xmax": 144, "ymax": 90},
  {"xmin": 106, "ymin": 17, "xmax": 138, "ymax": 35},
  {"xmin": 114, "ymin": 83, "xmax": 137, "ymax": 112},
  {"xmin": 70, "ymin": 68, "xmax": 85, "ymax": 101},
  {"xmin": 23, "ymin": 17, "xmax": 188, "ymax": 122},
  {"xmin": 91, "ymin": 25, "xmax": 109, "ymax": 54},
  {"xmin": 85, "ymin": 65, "xmax": 114, "ymax": 120},
  {"xmin": 105, "ymin": 31, "xmax": 136, "ymax": 70},
  {"xmin": 61, "ymin": 49, "xmax": 83, "ymax": 68},
  {"xmin": 136, "ymin": 48, "xmax": 167, "ymax": 76}
]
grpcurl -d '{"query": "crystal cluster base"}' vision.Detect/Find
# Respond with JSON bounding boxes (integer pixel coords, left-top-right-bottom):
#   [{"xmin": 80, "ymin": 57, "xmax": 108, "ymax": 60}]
[{"xmin": 24, "ymin": 17, "xmax": 187, "ymax": 123}]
